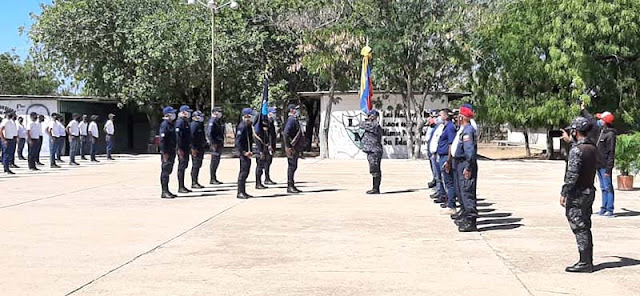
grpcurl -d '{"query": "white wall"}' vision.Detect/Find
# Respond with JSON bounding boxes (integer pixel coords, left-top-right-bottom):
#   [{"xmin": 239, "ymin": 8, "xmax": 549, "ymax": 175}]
[
  {"xmin": 0, "ymin": 99, "xmax": 58, "ymax": 156},
  {"xmin": 320, "ymin": 92, "xmax": 448, "ymax": 159}
]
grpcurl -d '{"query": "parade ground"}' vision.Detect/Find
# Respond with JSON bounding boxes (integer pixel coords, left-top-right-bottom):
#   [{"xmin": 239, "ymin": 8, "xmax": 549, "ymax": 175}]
[{"xmin": 1, "ymin": 155, "xmax": 640, "ymax": 296}]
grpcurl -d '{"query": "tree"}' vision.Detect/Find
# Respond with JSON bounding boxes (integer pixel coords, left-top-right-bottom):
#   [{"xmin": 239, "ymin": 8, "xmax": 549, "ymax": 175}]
[{"xmin": 0, "ymin": 52, "xmax": 60, "ymax": 95}]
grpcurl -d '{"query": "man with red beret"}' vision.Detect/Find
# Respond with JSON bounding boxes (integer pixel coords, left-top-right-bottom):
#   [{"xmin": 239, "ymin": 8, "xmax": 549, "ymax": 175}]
[
  {"xmin": 581, "ymin": 104, "xmax": 617, "ymax": 217},
  {"xmin": 450, "ymin": 104, "xmax": 479, "ymax": 232}
]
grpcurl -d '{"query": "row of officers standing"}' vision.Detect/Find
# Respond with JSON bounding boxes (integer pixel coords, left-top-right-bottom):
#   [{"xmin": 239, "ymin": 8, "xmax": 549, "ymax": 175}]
[
  {"xmin": 0, "ymin": 111, "xmax": 116, "ymax": 174},
  {"xmin": 157, "ymin": 104, "xmax": 305, "ymax": 199}
]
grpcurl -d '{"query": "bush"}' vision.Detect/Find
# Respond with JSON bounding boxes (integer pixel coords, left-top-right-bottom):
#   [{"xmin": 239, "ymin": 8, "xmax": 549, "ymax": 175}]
[{"xmin": 615, "ymin": 132, "xmax": 640, "ymax": 176}]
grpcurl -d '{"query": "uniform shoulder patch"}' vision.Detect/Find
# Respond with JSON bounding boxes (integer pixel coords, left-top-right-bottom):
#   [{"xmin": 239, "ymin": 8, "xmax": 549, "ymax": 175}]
[{"xmin": 463, "ymin": 134, "xmax": 471, "ymax": 142}]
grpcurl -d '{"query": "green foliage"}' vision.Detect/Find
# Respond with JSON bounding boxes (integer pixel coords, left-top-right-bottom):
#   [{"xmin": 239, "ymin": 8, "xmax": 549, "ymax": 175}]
[
  {"xmin": 0, "ymin": 52, "xmax": 60, "ymax": 95},
  {"xmin": 615, "ymin": 132, "xmax": 640, "ymax": 176}
]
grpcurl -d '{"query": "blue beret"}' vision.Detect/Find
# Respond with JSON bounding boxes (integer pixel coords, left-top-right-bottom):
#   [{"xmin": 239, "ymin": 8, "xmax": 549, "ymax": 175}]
[
  {"xmin": 268, "ymin": 107, "xmax": 277, "ymax": 114},
  {"xmin": 242, "ymin": 108, "xmax": 253, "ymax": 115},
  {"xmin": 163, "ymin": 106, "xmax": 177, "ymax": 114},
  {"xmin": 367, "ymin": 109, "xmax": 379, "ymax": 116}
]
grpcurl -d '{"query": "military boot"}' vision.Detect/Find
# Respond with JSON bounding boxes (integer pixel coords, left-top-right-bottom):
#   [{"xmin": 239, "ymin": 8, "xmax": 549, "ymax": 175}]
[
  {"xmin": 366, "ymin": 176, "xmax": 381, "ymax": 194},
  {"xmin": 451, "ymin": 209, "xmax": 466, "ymax": 220},
  {"xmin": 255, "ymin": 180, "xmax": 267, "ymax": 190},
  {"xmin": 210, "ymin": 178, "xmax": 223, "ymax": 185},
  {"xmin": 192, "ymin": 183, "xmax": 205, "ymax": 189},
  {"xmin": 428, "ymin": 179, "xmax": 436, "ymax": 188},
  {"xmin": 287, "ymin": 184, "xmax": 301, "ymax": 194},
  {"xmin": 458, "ymin": 218, "xmax": 478, "ymax": 232},
  {"xmin": 161, "ymin": 191, "xmax": 175, "ymax": 199},
  {"xmin": 178, "ymin": 187, "xmax": 192, "ymax": 193},
  {"xmin": 264, "ymin": 177, "xmax": 277, "ymax": 185},
  {"xmin": 429, "ymin": 192, "xmax": 440, "ymax": 199},
  {"xmin": 565, "ymin": 250, "xmax": 594, "ymax": 273}
]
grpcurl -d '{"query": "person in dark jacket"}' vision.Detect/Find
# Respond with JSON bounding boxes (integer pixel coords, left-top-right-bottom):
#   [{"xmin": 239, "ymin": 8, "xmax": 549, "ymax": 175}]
[
  {"xmin": 159, "ymin": 106, "xmax": 178, "ymax": 199},
  {"xmin": 236, "ymin": 108, "xmax": 254, "ymax": 199},
  {"xmin": 360, "ymin": 109, "xmax": 384, "ymax": 194},
  {"xmin": 451, "ymin": 105, "xmax": 478, "ymax": 231},
  {"xmin": 561, "ymin": 116, "xmax": 598, "ymax": 273},
  {"xmin": 207, "ymin": 107, "xmax": 225, "ymax": 184},
  {"xmin": 264, "ymin": 107, "xmax": 278, "ymax": 185},
  {"xmin": 580, "ymin": 105, "xmax": 617, "ymax": 217},
  {"xmin": 190, "ymin": 111, "xmax": 206, "ymax": 189},
  {"xmin": 253, "ymin": 113, "xmax": 270, "ymax": 190},
  {"xmin": 284, "ymin": 104, "xmax": 303, "ymax": 194},
  {"xmin": 175, "ymin": 105, "xmax": 193, "ymax": 193}
]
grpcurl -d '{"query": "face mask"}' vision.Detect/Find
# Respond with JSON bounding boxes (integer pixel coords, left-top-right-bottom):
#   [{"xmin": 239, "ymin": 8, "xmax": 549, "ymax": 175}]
[
  {"xmin": 435, "ymin": 116, "xmax": 443, "ymax": 125},
  {"xmin": 268, "ymin": 113, "xmax": 275, "ymax": 119},
  {"xmin": 167, "ymin": 113, "xmax": 176, "ymax": 121},
  {"xmin": 596, "ymin": 120, "xmax": 603, "ymax": 127}
]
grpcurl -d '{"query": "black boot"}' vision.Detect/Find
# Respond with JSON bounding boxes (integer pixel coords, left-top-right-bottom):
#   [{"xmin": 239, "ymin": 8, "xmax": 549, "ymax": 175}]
[
  {"xmin": 287, "ymin": 184, "xmax": 301, "ymax": 193},
  {"xmin": 255, "ymin": 181, "xmax": 267, "ymax": 190},
  {"xmin": 458, "ymin": 218, "xmax": 478, "ymax": 232},
  {"xmin": 428, "ymin": 179, "xmax": 436, "ymax": 188},
  {"xmin": 366, "ymin": 176, "xmax": 381, "ymax": 194},
  {"xmin": 451, "ymin": 209, "xmax": 466, "ymax": 220},
  {"xmin": 178, "ymin": 187, "xmax": 192, "ymax": 193},
  {"xmin": 161, "ymin": 191, "xmax": 175, "ymax": 199},
  {"xmin": 264, "ymin": 178, "xmax": 277, "ymax": 185},
  {"xmin": 210, "ymin": 178, "xmax": 222, "ymax": 185},
  {"xmin": 565, "ymin": 250, "xmax": 594, "ymax": 273},
  {"xmin": 192, "ymin": 183, "xmax": 205, "ymax": 189}
]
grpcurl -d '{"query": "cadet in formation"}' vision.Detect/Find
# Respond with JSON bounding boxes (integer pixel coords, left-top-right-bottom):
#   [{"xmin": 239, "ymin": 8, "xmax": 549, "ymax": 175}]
[
  {"xmin": 159, "ymin": 106, "xmax": 178, "ymax": 199},
  {"xmin": 283, "ymin": 104, "xmax": 302, "ymax": 193},
  {"xmin": 236, "ymin": 108, "xmax": 254, "ymax": 199},
  {"xmin": 359, "ymin": 109, "xmax": 383, "ymax": 194},
  {"xmin": 0, "ymin": 112, "xmax": 18, "ymax": 174},
  {"xmin": 207, "ymin": 107, "xmax": 225, "ymax": 185},
  {"xmin": 253, "ymin": 110, "xmax": 270, "ymax": 190},
  {"xmin": 175, "ymin": 105, "xmax": 193, "ymax": 193},
  {"xmin": 27, "ymin": 112, "xmax": 42, "ymax": 171},
  {"xmin": 261, "ymin": 107, "xmax": 278, "ymax": 185},
  {"xmin": 190, "ymin": 111, "xmax": 206, "ymax": 189},
  {"xmin": 561, "ymin": 117, "xmax": 598, "ymax": 273},
  {"xmin": 450, "ymin": 104, "xmax": 479, "ymax": 232},
  {"xmin": 66, "ymin": 113, "xmax": 81, "ymax": 166}
]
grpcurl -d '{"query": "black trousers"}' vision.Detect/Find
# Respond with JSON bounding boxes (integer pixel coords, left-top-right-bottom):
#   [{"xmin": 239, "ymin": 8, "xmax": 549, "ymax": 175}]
[
  {"xmin": 210, "ymin": 144, "xmax": 222, "ymax": 181},
  {"xmin": 177, "ymin": 148, "xmax": 190, "ymax": 189},
  {"xmin": 237, "ymin": 155, "xmax": 251, "ymax": 193},
  {"xmin": 455, "ymin": 160, "xmax": 478, "ymax": 219},
  {"xmin": 287, "ymin": 154, "xmax": 298, "ymax": 186},
  {"xmin": 255, "ymin": 152, "xmax": 268, "ymax": 184},
  {"xmin": 566, "ymin": 188, "xmax": 596, "ymax": 254},
  {"xmin": 160, "ymin": 152, "xmax": 176, "ymax": 192},
  {"xmin": 17, "ymin": 138, "xmax": 25, "ymax": 159},
  {"xmin": 27, "ymin": 138, "xmax": 39, "ymax": 169},
  {"xmin": 37, "ymin": 136, "xmax": 43, "ymax": 163},
  {"xmin": 190, "ymin": 148, "xmax": 205, "ymax": 185},
  {"xmin": 264, "ymin": 152, "xmax": 273, "ymax": 180}
]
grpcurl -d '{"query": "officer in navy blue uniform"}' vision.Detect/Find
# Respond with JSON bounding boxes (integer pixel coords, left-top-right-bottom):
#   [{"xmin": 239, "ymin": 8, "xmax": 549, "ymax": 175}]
[
  {"xmin": 190, "ymin": 111, "xmax": 206, "ymax": 189},
  {"xmin": 236, "ymin": 108, "xmax": 254, "ymax": 199},
  {"xmin": 253, "ymin": 112, "xmax": 270, "ymax": 190},
  {"xmin": 451, "ymin": 105, "xmax": 478, "ymax": 232},
  {"xmin": 284, "ymin": 104, "xmax": 303, "ymax": 193},
  {"xmin": 207, "ymin": 107, "xmax": 225, "ymax": 184},
  {"xmin": 159, "ymin": 106, "xmax": 178, "ymax": 199},
  {"xmin": 175, "ymin": 105, "xmax": 193, "ymax": 193},
  {"xmin": 263, "ymin": 107, "xmax": 278, "ymax": 185}
]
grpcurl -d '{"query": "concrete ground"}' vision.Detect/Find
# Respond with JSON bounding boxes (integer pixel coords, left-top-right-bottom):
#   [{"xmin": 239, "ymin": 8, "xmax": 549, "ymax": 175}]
[{"xmin": 1, "ymin": 154, "xmax": 639, "ymax": 296}]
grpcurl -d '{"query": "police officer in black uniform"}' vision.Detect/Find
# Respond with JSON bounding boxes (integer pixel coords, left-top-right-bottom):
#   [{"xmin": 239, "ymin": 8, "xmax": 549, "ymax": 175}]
[
  {"xmin": 253, "ymin": 112, "xmax": 270, "ymax": 190},
  {"xmin": 190, "ymin": 111, "xmax": 206, "ymax": 189},
  {"xmin": 207, "ymin": 107, "xmax": 225, "ymax": 184},
  {"xmin": 263, "ymin": 107, "xmax": 278, "ymax": 185},
  {"xmin": 561, "ymin": 117, "xmax": 598, "ymax": 273},
  {"xmin": 236, "ymin": 108, "xmax": 254, "ymax": 199},
  {"xmin": 159, "ymin": 106, "xmax": 178, "ymax": 199},
  {"xmin": 284, "ymin": 104, "xmax": 303, "ymax": 194},
  {"xmin": 175, "ymin": 105, "xmax": 193, "ymax": 193},
  {"xmin": 360, "ymin": 109, "xmax": 383, "ymax": 194}
]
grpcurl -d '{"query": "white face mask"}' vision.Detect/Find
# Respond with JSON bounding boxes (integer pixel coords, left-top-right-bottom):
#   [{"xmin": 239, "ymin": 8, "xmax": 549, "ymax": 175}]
[
  {"xmin": 167, "ymin": 113, "xmax": 176, "ymax": 121},
  {"xmin": 435, "ymin": 116, "xmax": 444, "ymax": 125}
]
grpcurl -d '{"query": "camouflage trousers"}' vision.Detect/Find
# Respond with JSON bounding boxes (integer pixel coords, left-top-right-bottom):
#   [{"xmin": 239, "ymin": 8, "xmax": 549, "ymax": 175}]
[
  {"xmin": 565, "ymin": 188, "xmax": 596, "ymax": 252},
  {"xmin": 366, "ymin": 151, "xmax": 382, "ymax": 178}
]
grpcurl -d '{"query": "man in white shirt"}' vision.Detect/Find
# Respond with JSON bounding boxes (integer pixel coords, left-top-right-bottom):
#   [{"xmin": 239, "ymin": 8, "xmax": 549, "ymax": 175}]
[
  {"xmin": 88, "ymin": 114, "xmax": 100, "ymax": 162},
  {"xmin": 55, "ymin": 116, "xmax": 66, "ymax": 163},
  {"xmin": 66, "ymin": 113, "xmax": 81, "ymax": 166},
  {"xmin": 78, "ymin": 114, "xmax": 88, "ymax": 160},
  {"xmin": 47, "ymin": 113, "xmax": 62, "ymax": 168},
  {"xmin": 428, "ymin": 115, "xmax": 446, "ymax": 202},
  {"xmin": 27, "ymin": 112, "xmax": 42, "ymax": 171},
  {"xmin": 36, "ymin": 114, "xmax": 45, "ymax": 166},
  {"xmin": 0, "ymin": 112, "xmax": 19, "ymax": 174},
  {"xmin": 104, "ymin": 113, "xmax": 115, "ymax": 160},
  {"xmin": 17, "ymin": 117, "xmax": 27, "ymax": 161}
]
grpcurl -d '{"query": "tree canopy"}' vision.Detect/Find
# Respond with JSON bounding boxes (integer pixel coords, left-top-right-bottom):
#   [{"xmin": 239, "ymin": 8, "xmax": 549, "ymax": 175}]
[{"xmin": 0, "ymin": 52, "xmax": 60, "ymax": 95}]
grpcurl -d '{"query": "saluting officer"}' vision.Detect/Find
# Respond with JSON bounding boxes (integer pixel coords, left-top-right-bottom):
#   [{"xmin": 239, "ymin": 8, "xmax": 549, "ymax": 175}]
[
  {"xmin": 190, "ymin": 111, "xmax": 206, "ymax": 189},
  {"xmin": 207, "ymin": 107, "xmax": 225, "ymax": 185},
  {"xmin": 159, "ymin": 106, "xmax": 178, "ymax": 199},
  {"xmin": 360, "ymin": 109, "xmax": 384, "ymax": 194},
  {"xmin": 175, "ymin": 105, "xmax": 193, "ymax": 193},
  {"xmin": 451, "ymin": 104, "xmax": 479, "ymax": 232},
  {"xmin": 263, "ymin": 107, "xmax": 278, "ymax": 185},
  {"xmin": 236, "ymin": 108, "xmax": 254, "ymax": 199},
  {"xmin": 253, "ymin": 112, "xmax": 270, "ymax": 190},
  {"xmin": 561, "ymin": 117, "xmax": 598, "ymax": 273},
  {"xmin": 284, "ymin": 104, "xmax": 303, "ymax": 193}
]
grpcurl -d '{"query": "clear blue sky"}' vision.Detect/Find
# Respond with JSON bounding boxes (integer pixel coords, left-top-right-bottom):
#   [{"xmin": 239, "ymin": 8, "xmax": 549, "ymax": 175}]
[{"xmin": 0, "ymin": 1, "xmax": 52, "ymax": 59}]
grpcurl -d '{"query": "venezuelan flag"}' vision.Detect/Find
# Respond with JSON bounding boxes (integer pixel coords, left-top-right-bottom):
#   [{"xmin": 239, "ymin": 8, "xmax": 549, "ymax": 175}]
[{"xmin": 360, "ymin": 46, "xmax": 373, "ymax": 112}]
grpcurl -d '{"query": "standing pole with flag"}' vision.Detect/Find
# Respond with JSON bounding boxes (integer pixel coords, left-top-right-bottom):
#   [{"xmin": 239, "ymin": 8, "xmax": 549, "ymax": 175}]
[
  {"xmin": 360, "ymin": 45, "xmax": 373, "ymax": 113},
  {"xmin": 254, "ymin": 71, "xmax": 269, "ymax": 132}
]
